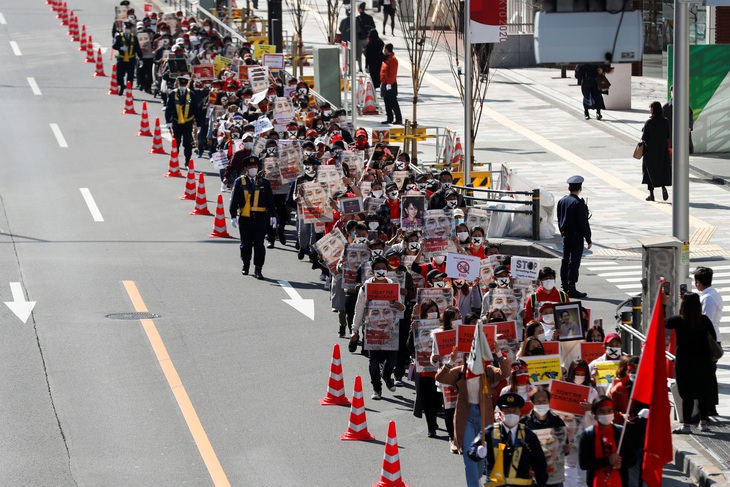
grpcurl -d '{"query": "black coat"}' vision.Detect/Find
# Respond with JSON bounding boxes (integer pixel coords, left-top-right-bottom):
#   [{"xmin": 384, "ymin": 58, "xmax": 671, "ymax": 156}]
[
  {"xmin": 579, "ymin": 424, "xmax": 636, "ymax": 487},
  {"xmin": 641, "ymin": 116, "xmax": 672, "ymax": 187},
  {"xmin": 662, "ymin": 101, "xmax": 694, "ymax": 154},
  {"xmin": 365, "ymin": 38, "xmax": 385, "ymax": 88},
  {"xmin": 581, "ymin": 76, "xmax": 605, "ymax": 110},
  {"xmin": 666, "ymin": 314, "xmax": 718, "ymax": 405}
]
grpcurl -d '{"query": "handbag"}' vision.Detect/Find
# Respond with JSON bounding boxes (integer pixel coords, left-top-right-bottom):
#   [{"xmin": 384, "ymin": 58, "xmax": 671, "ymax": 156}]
[
  {"xmin": 708, "ymin": 333, "xmax": 724, "ymax": 362},
  {"xmin": 632, "ymin": 141, "xmax": 644, "ymax": 159}
]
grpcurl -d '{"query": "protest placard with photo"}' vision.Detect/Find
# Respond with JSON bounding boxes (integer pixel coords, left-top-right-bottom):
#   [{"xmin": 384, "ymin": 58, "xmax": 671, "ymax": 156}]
[
  {"xmin": 369, "ymin": 144, "xmax": 399, "ymax": 165},
  {"xmin": 359, "ymin": 181, "xmax": 372, "ymax": 198},
  {"xmin": 342, "ymin": 243, "xmax": 370, "ymax": 290},
  {"xmin": 520, "ymin": 355, "xmax": 562, "ymax": 385},
  {"xmin": 366, "ymin": 197, "xmax": 384, "ymax": 215},
  {"xmin": 167, "ymin": 58, "xmax": 189, "ymax": 79},
  {"xmin": 316, "ymin": 165, "xmax": 345, "ymax": 198},
  {"xmin": 413, "ymin": 319, "xmax": 441, "ymax": 373},
  {"xmin": 479, "ymin": 258, "xmax": 494, "ymax": 291},
  {"xmin": 485, "ymin": 287, "xmax": 525, "ymax": 325},
  {"xmin": 416, "ymin": 287, "xmax": 453, "ymax": 314},
  {"xmin": 391, "ymin": 170, "xmax": 410, "ymax": 191},
  {"xmin": 339, "ymin": 151, "xmax": 363, "ymax": 182},
  {"xmin": 533, "ymin": 428, "xmax": 567, "ymax": 485},
  {"xmin": 554, "ymin": 302, "xmax": 584, "ymax": 341},
  {"xmin": 400, "ymin": 195, "xmax": 425, "ymax": 231},
  {"xmin": 192, "ymin": 63, "xmax": 215, "ymax": 81},
  {"xmin": 465, "ymin": 207, "xmax": 490, "ymax": 231},
  {"xmin": 272, "ymin": 97, "xmax": 295, "ymax": 132},
  {"xmin": 580, "ymin": 342, "xmax": 604, "ymax": 364},
  {"xmin": 372, "ymin": 129, "xmax": 390, "ymax": 144},
  {"xmin": 549, "ymin": 380, "xmax": 591, "ymax": 416},
  {"xmin": 445, "ymin": 252, "xmax": 480, "ymax": 281},
  {"xmin": 363, "ymin": 300, "xmax": 400, "ymax": 351},
  {"xmin": 238, "ymin": 64, "xmax": 251, "ymax": 82},
  {"xmin": 277, "ymin": 144, "xmax": 303, "ymax": 183},
  {"xmin": 300, "ymin": 181, "xmax": 333, "ymax": 223},
  {"xmin": 423, "ymin": 209, "xmax": 453, "ymax": 240},
  {"xmin": 314, "ymin": 229, "xmax": 347, "ymax": 273},
  {"xmin": 339, "ymin": 197, "xmax": 363, "ymax": 215},
  {"xmin": 115, "ymin": 5, "xmax": 128, "ymax": 31},
  {"xmin": 137, "ymin": 32, "xmax": 153, "ymax": 58},
  {"xmin": 262, "ymin": 157, "xmax": 285, "ymax": 193}
]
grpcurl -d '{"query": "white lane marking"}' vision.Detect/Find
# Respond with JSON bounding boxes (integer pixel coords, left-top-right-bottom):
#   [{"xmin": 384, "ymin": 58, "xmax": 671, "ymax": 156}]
[
  {"xmin": 0, "ymin": 13, "xmax": 7, "ymax": 24},
  {"xmin": 10, "ymin": 41, "xmax": 21, "ymax": 56},
  {"xmin": 616, "ymin": 283, "xmax": 642, "ymax": 289},
  {"xmin": 79, "ymin": 188, "xmax": 104, "ymax": 222},
  {"xmin": 597, "ymin": 270, "xmax": 643, "ymax": 277},
  {"xmin": 49, "ymin": 123, "xmax": 68, "ymax": 148},
  {"xmin": 27, "ymin": 77, "xmax": 41, "ymax": 96}
]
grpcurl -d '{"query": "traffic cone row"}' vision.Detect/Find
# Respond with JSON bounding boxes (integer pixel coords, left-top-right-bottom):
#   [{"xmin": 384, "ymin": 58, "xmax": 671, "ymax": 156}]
[
  {"xmin": 341, "ymin": 375, "xmax": 375, "ymax": 441},
  {"xmin": 373, "ymin": 421, "xmax": 408, "ymax": 487},
  {"xmin": 148, "ymin": 118, "xmax": 167, "ymax": 153},
  {"xmin": 180, "ymin": 161, "xmax": 197, "ymax": 200},
  {"xmin": 209, "ymin": 194, "xmax": 233, "ymax": 238},
  {"xmin": 121, "ymin": 82, "xmax": 136, "ymax": 114},
  {"xmin": 108, "ymin": 64, "xmax": 119, "ymax": 95},
  {"xmin": 190, "ymin": 173, "xmax": 212, "ymax": 215},
  {"xmin": 60, "ymin": 3, "xmax": 68, "ymax": 25},
  {"xmin": 78, "ymin": 25, "xmax": 87, "ymax": 52},
  {"xmin": 164, "ymin": 139, "xmax": 183, "ymax": 178},
  {"xmin": 137, "ymin": 102, "xmax": 152, "ymax": 136},
  {"xmin": 69, "ymin": 13, "xmax": 79, "ymax": 41},
  {"xmin": 66, "ymin": 11, "xmax": 74, "ymax": 36},
  {"xmin": 320, "ymin": 344, "xmax": 350, "ymax": 406},
  {"xmin": 362, "ymin": 79, "xmax": 379, "ymax": 115},
  {"xmin": 85, "ymin": 34, "xmax": 95, "ymax": 63},
  {"xmin": 94, "ymin": 48, "xmax": 106, "ymax": 76}
]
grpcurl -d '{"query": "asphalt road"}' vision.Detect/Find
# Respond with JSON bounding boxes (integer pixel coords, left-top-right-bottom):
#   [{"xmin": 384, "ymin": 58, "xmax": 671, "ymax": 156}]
[{"xmin": 0, "ymin": 1, "xmax": 699, "ymax": 486}]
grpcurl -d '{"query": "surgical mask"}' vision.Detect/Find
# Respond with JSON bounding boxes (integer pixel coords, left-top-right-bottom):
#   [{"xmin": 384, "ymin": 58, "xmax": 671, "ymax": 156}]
[
  {"xmin": 536, "ymin": 333, "xmax": 547, "ymax": 342},
  {"xmin": 496, "ymin": 277, "xmax": 510, "ymax": 287},
  {"xmin": 323, "ymin": 110, "xmax": 332, "ymax": 117},
  {"xmin": 247, "ymin": 167, "xmax": 258, "ymax": 177},
  {"xmin": 298, "ymin": 87, "xmax": 307, "ymax": 94},
  {"xmin": 471, "ymin": 237, "xmax": 483, "ymax": 246},
  {"xmin": 371, "ymin": 190, "xmax": 383, "ymax": 198},
  {"xmin": 374, "ymin": 269, "xmax": 387, "ymax": 279},
  {"xmin": 457, "ymin": 232, "xmax": 469, "ymax": 242},
  {"xmin": 388, "ymin": 191, "xmax": 399, "ymax": 200},
  {"xmin": 395, "ymin": 161, "xmax": 405, "ymax": 170},
  {"xmin": 368, "ymin": 222, "xmax": 379, "ymax": 230},
  {"xmin": 533, "ymin": 404, "xmax": 550, "ymax": 417},
  {"xmin": 541, "ymin": 313, "xmax": 554, "ymax": 324},
  {"xmin": 243, "ymin": 142, "xmax": 254, "ymax": 150},
  {"xmin": 433, "ymin": 256, "xmax": 445, "ymax": 265},
  {"xmin": 231, "ymin": 133, "xmax": 241, "ymax": 139},
  {"xmin": 407, "ymin": 242, "xmax": 419, "ymax": 252},
  {"xmin": 434, "ymin": 281, "xmax": 446, "ymax": 288},
  {"xmin": 446, "ymin": 200, "xmax": 458, "ymax": 209},
  {"xmin": 266, "ymin": 147, "xmax": 277, "ymax": 155},
  {"xmin": 597, "ymin": 414, "xmax": 613, "ymax": 426},
  {"xmin": 453, "ymin": 281, "xmax": 464, "ymax": 289},
  {"xmin": 304, "ymin": 166, "xmax": 316, "ymax": 176},
  {"xmin": 628, "ymin": 373, "xmax": 637, "ymax": 383},
  {"xmin": 515, "ymin": 374, "xmax": 529, "ymax": 385},
  {"xmin": 204, "ymin": 25, "xmax": 211, "ymax": 32},
  {"xmin": 541, "ymin": 279, "xmax": 555, "ymax": 291},
  {"xmin": 426, "ymin": 312, "xmax": 438, "ymax": 319},
  {"xmin": 406, "ymin": 184, "xmax": 417, "ymax": 191},
  {"xmin": 606, "ymin": 347, "xmax": 622, "ymax": 360},
  {"xmin": 573, "ymin": 375, "xmax": 586, "ymax": 385},
  {"xmin": 353, "ymin": 237, "xmax": 368, "ymax": 244},
  {"xmin": 288, "ymin": 130, "xmax": 297, "ymax": 138},
  {"xmin": 441, "ymin": 182, "xmax": 452, "ymax": 189},
  {"xmin": 371, "ymin": 249, "xmax": 384, "ymax": 258},
  {"xmin": 303, "ymin": 150, "xmax": 314, "ymax": 157},
  {"xmin": 387, "ymin": 258, "xmax": 400, "ymax": 268},
  {"xmin": 124, "ymin": 28, "xmax": 132, "ymax": 34},
  {"xmin": 502, "ymin": 414, "xmax": 520, "ymax": 428}
]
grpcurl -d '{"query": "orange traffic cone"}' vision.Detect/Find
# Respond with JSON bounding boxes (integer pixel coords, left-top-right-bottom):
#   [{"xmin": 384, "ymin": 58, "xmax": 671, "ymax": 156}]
[
  {"xmin": 373, "ymin": 421, "xmax": 408, "ymax": 487},
  {"xmin": 340, "ymin": 376, "xmax": 375, "ymax": 441},
  {"xmin": 94, "ymin": 48, "xmax": 106, "ymax": 76},
  {"xmin": 66, "ymin": 10, "xmax": 75, "ymax": 34},
  {"xmin": 209, "ymin": 194, "xmax": 233, "ymax": 238},
  {"xmin": 320, "ymin": 344, "xmax": 350, "ymax": 406},
  {"xmin": 165, "ymin": 139, "xmax": 184, "ymax": 178},
  {"xmin": 148, "ymin": 118, "xmax": 167, "ymax": 154},
  {"xmin": 79, "ymin": 25, "xmax": 87, "ymax": 52},
  {"xmin": 190, "ymin": 173, "xmax": 212, "ymax": 216},
  {"xmin": 362, "ymin": 79, "xmax": 379, "ymax": 115},
  {"xmin": 85, "ymin": 34, "xmax": 95, "ymax": 63},
  {"xmin": 108, "ymin": 64, "xmax": 119, "ymax": 95},
  {"xmin": 137, "ymin": 102, "xmax": 152, "ymax": 136},
  {"xmin": 122, "ymin": 82, "xmax": 137, "ymax": 114},
  {"xmin": 451, "ymin": 136, "xmax": 462, "ymax": 166},
  {"xmin": 180, "ymin": 161, "xmax": 197, "ymax": 199}
]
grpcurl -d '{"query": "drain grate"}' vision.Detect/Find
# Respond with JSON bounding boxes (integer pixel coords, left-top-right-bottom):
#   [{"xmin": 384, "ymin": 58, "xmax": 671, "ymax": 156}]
[{"xmin": 105, "ymin": 312, "xmax": 160, "ymax": 320}]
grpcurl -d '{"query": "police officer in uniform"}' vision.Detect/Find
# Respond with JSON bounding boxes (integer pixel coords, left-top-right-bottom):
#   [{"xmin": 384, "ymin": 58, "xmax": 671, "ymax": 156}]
[
  {"xmin": 229, "ymin": 156, "xmax": 277, "ymax": 280},
  {"xmin": 112, "ymin": 20, "xmax": 143, "ymax": 95},
  {"xmin": 165, "ymin": 75, "xmax": 201, "ymax": 167},
  {"xmin": 557, "ymin": 176, "xmax": 592, "ymax": 299},
  {"xmin": 468, "ymin": 393, "xmax": 548, "ymax": 487}
]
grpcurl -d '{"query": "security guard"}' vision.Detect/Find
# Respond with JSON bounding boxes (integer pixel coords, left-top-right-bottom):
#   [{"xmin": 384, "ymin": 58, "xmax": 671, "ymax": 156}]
[
  {"xmin": 112, "ymin": 20, "xmax": 143, "ymax": 96},
  {"xmin": 229, "ymin": 156, "xmax": 277, "ymax": 280},
  {"xmin": 468, "ymin": 393, "xmax": 548, "ymax": 487},
  {"xmin": 556, "ymin": 175, "xmax": 592, "ymax": 299},
  {"xmin": 165, "ymin": 75, "xmax": 201, "ymax": 167}
]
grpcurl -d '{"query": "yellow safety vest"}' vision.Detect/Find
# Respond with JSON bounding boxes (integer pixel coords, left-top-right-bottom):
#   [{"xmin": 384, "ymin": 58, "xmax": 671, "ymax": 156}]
[
  {"xmin": 487, "ymin": 424, "xmax": 533, "ymax": 486},
  {"xmin": 117, "ymin": 33, "xmax": 136, "ymax": 62},
  {"xmin": 237, "ymin": 178, "xmax": 268, "ymax": 217},
  {"xmin": 174, "ymin": 90, "xmax": 194, "ymax": 124}
]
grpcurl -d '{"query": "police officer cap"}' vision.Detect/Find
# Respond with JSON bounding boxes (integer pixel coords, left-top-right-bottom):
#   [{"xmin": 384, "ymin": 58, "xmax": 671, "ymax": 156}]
[
  {"xmin": 567, "ymin": 175, "xmax": 584, "ymax": 185},
  {"xmin": 177, "ymin": 74, "xmax": 190, "ymax": 81},
  {"xmin": 243, "ymin": 156, "xmax": 260, "ymax": 167},
  {"xmin": 497, "ymin": 392, "xmax": 525, "ymax": 410}
]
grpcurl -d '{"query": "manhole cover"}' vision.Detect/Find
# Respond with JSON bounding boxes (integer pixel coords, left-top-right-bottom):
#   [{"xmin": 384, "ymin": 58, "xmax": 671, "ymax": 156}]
[{"xmin": 105, "ymin": 312, "xmax": 160, "ymax": 320}]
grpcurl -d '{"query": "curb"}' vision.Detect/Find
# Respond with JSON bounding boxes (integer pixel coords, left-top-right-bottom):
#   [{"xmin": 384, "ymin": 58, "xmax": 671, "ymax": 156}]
[
  {"xmin": 489, "ymin": 237, "xmax": 561, "ymax": 259},
  {"xmin": 674, "ymin": 435, "xmax": 730, "ymax": 487},
  {"xmin": 689, "ymin": 163, "xmax": 730, "ymax": 188}
]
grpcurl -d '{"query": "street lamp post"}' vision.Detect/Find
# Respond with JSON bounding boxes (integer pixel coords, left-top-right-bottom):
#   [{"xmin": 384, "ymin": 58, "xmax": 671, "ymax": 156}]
[{"xmin": 673, "ymin": 0, "xmax": 690, "ymax": 285}]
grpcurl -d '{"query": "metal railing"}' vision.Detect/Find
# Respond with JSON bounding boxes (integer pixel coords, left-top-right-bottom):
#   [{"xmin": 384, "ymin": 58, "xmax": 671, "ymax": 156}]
[
  {"xmin": 450, "ymin": 185, "xmax": 541, "ymax": 241},
  {"xmin": 614, "ymin": 294, "xmax": 676, "ymax": 362}
]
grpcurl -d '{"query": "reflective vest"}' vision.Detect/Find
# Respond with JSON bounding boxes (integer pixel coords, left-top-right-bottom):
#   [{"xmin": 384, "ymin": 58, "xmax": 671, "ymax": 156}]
[
  {"xmin": 488, "ymin": 424, "xmax": 533, "ymax": 486},
  {"xmin": 173, "ymin": 90, "xmax": 195, "ymax": 124},
  {"xmin": 117, "ymin": 33, "xmax": 137, "ymax": 62},
  {"xmin": 237, "ymin": 177, "xmax": 268, "ymax": 217}
]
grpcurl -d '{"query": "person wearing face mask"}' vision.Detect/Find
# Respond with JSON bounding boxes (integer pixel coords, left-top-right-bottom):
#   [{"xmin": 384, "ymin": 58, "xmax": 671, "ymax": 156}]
[
  {"xmin": 288, "ymin": 157, "xmax": 319, "ymax": 260},
  {"xmin": 479, "ymin": 265, "xmax": 512, "ymax": 320},
  {"xmin": 468, "ymin": 393, "xmax": 548, "ymax": 487},
  {"xmin": 579, "ymin": 397, "xmax": 636, "ymax": 487},
  {"xmin": 465, "ymin": 226, "xmax": 487, "ymax": 259},
  {"xmin": 521, "ymin": 388, "xmax": 569, "ymax": 487},
  {"xmin": 500, "ymin": 360, "xmax": 536, "ymax": 417},
  {"xmin": 589, "ymin": 333, "xmax": 623, "ymax": 395},
  {"xmin": 428, "ymin": 171, "xmax": 464, "ymax": 209},
  {"xmin": 165, "ymin": 75, "xmax": 202, "ymax": 166},
  {"xmin": 557, "ymin": 175, "xmax": 592, "ymax": 298},
  {"xmin": 411, "ymin": 250, "xmax": 447, "ymax": 287},
  {"xmin": 113, "ymin": 20, "xmax": 143, "ymax": 96},
  {"xmin": 375, "ymin": 182, "xmax": 400, "ymax": 237},
  {"xmin": 382, "ymin": 247, "xmax": 416, "ymax": 386},
  {"xmin": 222, "ymin": 133, "xmax": 255, "ymax": 187},
  {"xmin": 524, "ymin": 267, "xmax": 569, "ymax": 324},
  {"xmin": 229, "ymin": 156, "xmax": 277, "ymax": 280},
  {"xmin": 453, "ymin": 279, "xmax": 482, "ymax": 319},
  {"xmin": 354, "ymin": 128, "xmax": 371, "ymax": 151},
  {"xmin": 455, "ymin": 222, "xmax": 470, "ymax": 249}
]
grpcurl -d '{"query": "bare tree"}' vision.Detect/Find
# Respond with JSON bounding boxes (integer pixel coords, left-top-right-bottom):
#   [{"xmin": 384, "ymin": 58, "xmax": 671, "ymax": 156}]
[
  {"xmin": 324, "ymin": 0, "xmax": 341, "ymax": 44},
  {"xmin": 284, "ymin": 0, "xmax": 311, "ymax": 77}
]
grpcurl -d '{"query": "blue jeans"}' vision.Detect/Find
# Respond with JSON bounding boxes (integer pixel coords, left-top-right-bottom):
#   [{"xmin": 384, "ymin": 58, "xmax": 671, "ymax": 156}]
[
  {"xmin": 297, "ymin": 217, "xmax": 313, "ymax": 253},
  {"xmin": 463, "ymin": 404, "xmax": 485, "ymax": 487}
]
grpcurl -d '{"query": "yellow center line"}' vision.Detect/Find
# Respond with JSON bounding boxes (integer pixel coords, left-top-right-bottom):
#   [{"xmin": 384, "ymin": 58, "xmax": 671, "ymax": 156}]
[{"xmin": 122, "ymin": 281, "xmax": 231, "ymax": 487}]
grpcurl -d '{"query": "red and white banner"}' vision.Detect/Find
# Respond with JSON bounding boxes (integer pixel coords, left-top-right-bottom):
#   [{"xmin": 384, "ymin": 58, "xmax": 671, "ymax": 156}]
[{"xmin": 469, "ymin": 0, "xmax": 508, "ymax": 44}]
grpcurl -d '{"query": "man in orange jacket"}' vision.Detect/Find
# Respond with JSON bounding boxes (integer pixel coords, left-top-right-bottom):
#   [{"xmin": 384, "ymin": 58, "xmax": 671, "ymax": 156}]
[{"xmin": 379, "ymin": 43, "xmax": 402, "ymax": 125}]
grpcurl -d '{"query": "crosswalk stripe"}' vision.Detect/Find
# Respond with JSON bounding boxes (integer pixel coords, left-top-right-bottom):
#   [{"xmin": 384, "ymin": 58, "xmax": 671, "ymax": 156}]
[
  {"xmin": 616, "ymin": 283, "xmax": 642, "ymax": 289},
  {"xmin": 607, "ymin": 278, "xmax": 641, "ymax": 283},
  {"xmin": 598, "ymin": 271, "xmax": 643, "ymax": 277}
]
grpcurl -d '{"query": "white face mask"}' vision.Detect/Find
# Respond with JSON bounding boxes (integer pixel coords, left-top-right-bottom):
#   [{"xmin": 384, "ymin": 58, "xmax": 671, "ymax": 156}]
[
  {"xmin": 533, "ymin": 404, "xmax": 551, "ymax": 417},
  {"xmin": 374, "ymin": 269, "xmax": 387, "ymax": 279},
  {"xmin": 441, "ymin": 182, "xmax": 452, "ymax": 189},
  {"xmin": 304, "ymin": 166, "xmax": 316, "ymax": 176},
  {"xmin": 628, "ymin": 373, "xmax": 637, "ymax": 383},
  {"xmin": 536, "ymin": 333, "xmax": 547, "ymax": 342},
  {"xmin": 606, "ymin": 347, "xmax": 622, "ymax": 360},
  {"xmin": 353, "ymin": 237, "xmax": 368, "ymax": 244},
  {"xmin": 368, "ymin": 222, "xmax": 379, "ymax": 230},
  {"xmin": 371, "ymin": 189, "xmax": 383, "ymax": 198},
  {"xmin": 446, "ymin": 200, "xmax": 458, "ymax": 209},
  {"xmin": 541, "ymin": 279, "xmax": 555, "ymax": 291},
  {"xmin": 395, "ymin": 161, "xmax": 405, "ymax": 170},
  {"xmin": 573, "ymin": 375, "xmax": 586, "ymax": 385},
  {"xmin": 371, "ymin": 249, "xmax": 384, "ymax": 258},
  {"xmin": 243, "ymin": 141, "xmax": 253, "ymax": 150},
  {"xmin": 433, "ymin": 256, "xmax": 445, "ymax": 265},
  {"xmin": 597, "ymin": 414, "xmax": 613, "ymax": 426},
  {"xmin": 471, "ymin": 237, "xmax": 483, "ymax": 246},
  {"xmin": 204, "ymin": 25, "xmax": 211, "ymax": 32},
  {"xmin": 247, "ymin": 167, "xmax": 258, "ymax": 177},
  {"xmin": 426, "ymin": 312, "xmax": 438, "ymax": 319},
  {"xmin": 434, "ymin": 281, "xmax": 446, "ymax": 288},
  {"xmin": 496, "ymin": 277, "xmax": 510, "ymax": 288},
  {"xmin": 502, "ymin": 413, "xmax": 520, "ymax": 428},
  {"xmin": 457, "ymin": 232, "xmax": 469, "ymax": 242},
  {"xmin": 388, "ymin": 191, "xmax": 399, "ymax": 200},
  {"xmin": 407, "ymin": 242, "xmax": 419, "ymax": 252},
  {"xmin": 541, "ymin": 313, "xmax": 554, "ymax": 325}
]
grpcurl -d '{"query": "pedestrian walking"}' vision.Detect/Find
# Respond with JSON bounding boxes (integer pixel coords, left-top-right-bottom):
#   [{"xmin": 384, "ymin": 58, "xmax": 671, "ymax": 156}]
[
  {"xmin": 520, "ymin": 388, "xmax": 569, "ymax": 487},
  {"xmin": 662, "ymin": 85, "xmax": 694, "ymax": 155},
  {"xmin": 578, "ymin": 64, "xmax": 605, "ymax": 120},
  {"xmin": 380, "ymin": 43, "xmax": 402, "ymax": 125},
  {"xmin": 356, "ymin": 2, "xmax": 376, "ymax": 72},
  {"xmin": 381, "ymin": 0, "xmax": 396, "ymax": 35},
  {"xmin": 667, "ymin": 292, "xmax": 718, "ymax": 433},
  {"xmin": 640, "ymin": 101, "xmax": 672, "ymax": 201},
  {"xmin": 364, "ymin": 29, "xmax": 384, "ymax": 89},
  {"xmin": 229, "ymin": 156, "xmax": 277, "ymax": 280},
  {"xmin": 557, "ymin": 175, "xmax": 592, "ymax": 298},
  {"xmin": 112, "ymin": 20, "xmax": 143, "ymax": 95},
  {"xmin": 694, "ymin": 266, "xmax": 724, "ymax": 342}
]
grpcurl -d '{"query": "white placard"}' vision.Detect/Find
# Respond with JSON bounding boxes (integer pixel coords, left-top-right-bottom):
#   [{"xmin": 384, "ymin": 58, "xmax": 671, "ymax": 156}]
[
  {"xmin": 511, "ymin": 256, "xmax": 540, "ymax": 282},
  {"xmin": 262, "ymin": 53, "xmax": 285, "ymax": 69},
  {"xmin": 445, "ymin": 252, "xmax": 481, "ymax": 281},
  {"xmin": 252, "ymin": 116, "xmax": 274, "ymax": 135},
  {"xmin": 211, "ymin": 151, "xmax": 229, "ymax": 170}
]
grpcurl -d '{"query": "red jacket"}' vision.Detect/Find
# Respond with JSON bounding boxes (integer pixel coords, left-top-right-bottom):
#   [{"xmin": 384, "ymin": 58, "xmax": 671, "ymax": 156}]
[{"xmin": 380, "ymin": 53, "xmax": 398, "ymax": 85}]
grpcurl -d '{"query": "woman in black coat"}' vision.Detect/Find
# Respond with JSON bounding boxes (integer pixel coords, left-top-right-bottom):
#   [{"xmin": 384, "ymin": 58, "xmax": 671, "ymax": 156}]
[
  {"xmin": 364, "ymin": 29, "xmax": 384, "ymax": 89},
  {"xmin": 641, "ymin": 101, "xmax": 672, "ymax": 201},
  {"xmin": 667, "ymin": 292, "xmax": 718, "ymax": 433},
  {"xmin": 580, "ymin": 64, "xmax": 605, "ymax": 120}
]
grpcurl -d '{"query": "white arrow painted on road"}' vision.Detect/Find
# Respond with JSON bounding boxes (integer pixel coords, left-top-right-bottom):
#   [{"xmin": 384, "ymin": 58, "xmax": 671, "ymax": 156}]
[
  {"xmin": 277, "ymin": 280, "xmax": 314, "ymax": 321},
  {"xmin": 4, "ymin": 282, "xmax": 36, "ymax": 324}
]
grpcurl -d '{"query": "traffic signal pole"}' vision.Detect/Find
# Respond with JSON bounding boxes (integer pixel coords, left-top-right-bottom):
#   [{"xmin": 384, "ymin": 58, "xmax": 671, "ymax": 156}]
[{"xmin": 673, "ymin": 0, "xmax": 690, "ymax": 285}]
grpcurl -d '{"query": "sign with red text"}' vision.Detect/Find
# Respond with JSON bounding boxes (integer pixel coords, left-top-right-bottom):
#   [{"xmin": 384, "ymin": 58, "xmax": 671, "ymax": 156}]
[{"xmin": 549, "ymin": 380, "xmax": 591, "ymax": 415}]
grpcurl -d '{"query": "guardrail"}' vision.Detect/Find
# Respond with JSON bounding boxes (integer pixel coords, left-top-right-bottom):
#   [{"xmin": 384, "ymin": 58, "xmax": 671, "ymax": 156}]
[
  {"xmin": 450, "ymin": 185, "xmax": 541, "ymax": 241},
  {"xmin": 614, "ymin": 294, "xmax": 675, "ymax": 361}
]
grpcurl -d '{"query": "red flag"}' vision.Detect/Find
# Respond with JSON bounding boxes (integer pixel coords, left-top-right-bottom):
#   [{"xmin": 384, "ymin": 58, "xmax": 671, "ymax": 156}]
[{"xmin": 631, "ymin": 288, "xmax": 672, "ymax": 487}]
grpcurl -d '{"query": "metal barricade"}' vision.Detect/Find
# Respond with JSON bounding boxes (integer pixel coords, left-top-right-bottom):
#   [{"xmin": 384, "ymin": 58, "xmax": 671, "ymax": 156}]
[{"xmin": 614, "ymin": 294, "xmax": 674, "ymax": 361}]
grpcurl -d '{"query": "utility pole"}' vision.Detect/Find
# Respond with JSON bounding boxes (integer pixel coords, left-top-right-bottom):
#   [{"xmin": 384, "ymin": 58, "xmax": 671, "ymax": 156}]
[
  {"xmin": 350, "ymin": 4, "xmax": 358, "ymax": 128},
  {"xmin": 463, "ymin": 0, "xmax": 471, "ymax": 184},
  {"xmin": 673, "ymin": 0, "xmax": 690, "ymax": 285}
]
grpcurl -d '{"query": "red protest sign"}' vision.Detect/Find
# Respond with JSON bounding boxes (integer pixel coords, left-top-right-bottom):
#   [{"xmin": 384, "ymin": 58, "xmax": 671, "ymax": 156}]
[
  {"xmin": 542, "ymin": 341, "xmax": 560, "ymax": 356},
  {"xmin": 366, "ymin": 282, "xmax": 400, "ymax": 301},
  {"xmin": 581, "ymin": 342, "xmax": 605, "ymax": 364},
  {"xmin": 457, "ymin": 324, "xmax": 476, "ymax": 353},
  {"xmin": 483, "ymin": 324, "xmax": 496, "ymax": 350},
  {"xmin": 493, "ymin": 320, "xmax": 517, "ymax": 340},
  {"xmin": 433, "ymin": 329, "xmax": 457, "ymax": 356},
  {"xmin": 549, "ymin": 380, "xmax": 590, "ymax": 415}
]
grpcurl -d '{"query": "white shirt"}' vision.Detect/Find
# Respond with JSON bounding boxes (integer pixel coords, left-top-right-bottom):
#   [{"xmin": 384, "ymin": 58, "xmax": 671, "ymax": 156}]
[
  {"xmin": 504, "ymin": 424, "xmax": 519, "ymax": 445},
  {"xmin": 700, "ymin": 287, "xmax": 723, "ymax": 340},
  {"xmin": 467, "ymin": 377, "xmax": 481, "ymax": 405}
]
